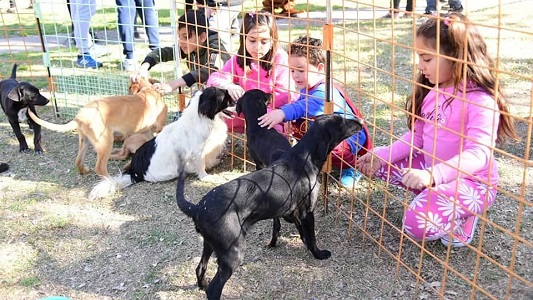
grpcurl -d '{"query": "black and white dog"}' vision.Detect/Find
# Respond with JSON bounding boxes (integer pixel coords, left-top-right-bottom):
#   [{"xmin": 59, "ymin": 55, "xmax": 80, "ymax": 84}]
[
  {"xmin": 89, "ymin": 87, "xmax": 233, "ymax": 199},
  {"xmin": 0, "ymin": 63, "xmax": 50, "ymax": 153},
  {"xmin": 176, "ymin": 114, "xmax": 364, "ymax": 300}
]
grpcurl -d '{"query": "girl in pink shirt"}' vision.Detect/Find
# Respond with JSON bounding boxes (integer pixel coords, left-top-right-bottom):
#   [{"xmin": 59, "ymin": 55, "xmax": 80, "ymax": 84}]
[
  {"xmin": 357, "ymin": 14, "xmax": 518, "ymax": 248},
  {"xmin": 207, "ymin": 11, "xmax": 294, "ymax": 133}
]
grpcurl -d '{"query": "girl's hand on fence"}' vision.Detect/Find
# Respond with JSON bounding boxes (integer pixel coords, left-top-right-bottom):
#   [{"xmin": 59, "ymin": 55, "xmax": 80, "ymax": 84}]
[
  {"xmin": 357, "ymin": 152, "xmax": 382, "ymax": 177},
  {"xmin": 258, "ymin": 109, "xmax": 285, "ymax": 129},
  {"xmin": 401, "ymin": 168, "xmax": 433, "ymax": 190},
  {"xmin": 225, "ymin": 84, "xmax": 245, "ymax": 101}
]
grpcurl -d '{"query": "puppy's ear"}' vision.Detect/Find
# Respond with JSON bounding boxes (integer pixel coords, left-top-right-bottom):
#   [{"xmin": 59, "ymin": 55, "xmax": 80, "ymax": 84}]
[
  {"xmin": 265, "ymin": 93, "xmax": 273, "ymax": 104},
  {"xmin": 128, "ymin": 82, "xmax": 141, "ymax": 94},
  {"xmin": 198, "ymin": 88, "xmax": 219, "ymax": 119},
  {"xmin": 224, "ymin": 89, "xmax": 233, "ymax": 103},
  {"xmin": 7, "ymin": 88, "xmax": 21, "ymax": 102},
  {"xmin": 235, "ymin": 98, "xmax": 243, "ymax": 116}
]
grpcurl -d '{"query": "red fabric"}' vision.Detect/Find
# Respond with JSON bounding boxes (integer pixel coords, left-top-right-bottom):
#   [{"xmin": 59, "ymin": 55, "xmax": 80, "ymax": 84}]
[
  {"xmin": 290, "ymin": 83, "xmax": 373, "ymax": 157},
  {"xmin": 331, "ymin": 140, "xmax": 356, "ymax": 168},
  {"xmin": 332, "ymin": 83, "xmax": 373, "ymax": 156}
]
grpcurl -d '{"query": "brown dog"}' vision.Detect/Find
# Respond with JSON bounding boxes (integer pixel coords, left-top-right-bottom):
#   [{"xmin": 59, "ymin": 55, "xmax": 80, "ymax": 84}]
[
  {"xmin": 110, "ymin": 131, "xmax": 154, "ymax": 160},
  {"xmin": 28, "ymin": 78, "xmax": 167, "ymax": 177}
]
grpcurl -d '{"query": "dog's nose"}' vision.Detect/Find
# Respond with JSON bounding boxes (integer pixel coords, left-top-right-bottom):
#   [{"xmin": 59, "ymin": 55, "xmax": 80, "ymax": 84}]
[{"xmin": 35, "ymin": 94, "xmax": 50, "ymax": 106}]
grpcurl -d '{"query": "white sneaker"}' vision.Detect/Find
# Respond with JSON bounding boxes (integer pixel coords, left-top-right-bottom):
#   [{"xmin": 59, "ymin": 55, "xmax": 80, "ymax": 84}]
[
  {"xmin": 123, "ymin": 58, "xmax": 137, "ymax": 72},
  {"xmin": 441, "ymin": 216, "xmax": 479, "ymax": 248},
  {"xmin": 89, "ymin": 45, "xmax": 110, "ymax": 58}
]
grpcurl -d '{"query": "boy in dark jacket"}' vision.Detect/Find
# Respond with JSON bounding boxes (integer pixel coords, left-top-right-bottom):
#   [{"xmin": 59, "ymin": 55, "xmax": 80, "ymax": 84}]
[{"xmin": 131, "ymin": 10, "xmax": 230, "ymax": 93}]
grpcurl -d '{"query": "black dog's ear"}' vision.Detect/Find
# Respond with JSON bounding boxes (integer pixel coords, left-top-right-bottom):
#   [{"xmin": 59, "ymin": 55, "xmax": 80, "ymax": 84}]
[
  {"xmin": 235, "ymin": 95, "xmax": 244, "ymax": 116},
  {"xmin": 7, "ymin": 88, "xmax": 21, "ymax": 102},
  {"xmin": 198, "ymin": 87, "xmax": 222, "ymax": 119},
  {"xmin": 265, "ymin": 93, "xmax": 273, "ymax": 104}
]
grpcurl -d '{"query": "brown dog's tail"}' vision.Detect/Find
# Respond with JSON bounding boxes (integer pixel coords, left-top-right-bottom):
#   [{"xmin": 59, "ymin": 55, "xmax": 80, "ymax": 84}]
[
  {"xmin": 175, "ymin": 166, "xmax": 196, "ymax": 219},
  {"xmin": 28, "ymin": 110, "xmax": 77, "ymax": 132}
]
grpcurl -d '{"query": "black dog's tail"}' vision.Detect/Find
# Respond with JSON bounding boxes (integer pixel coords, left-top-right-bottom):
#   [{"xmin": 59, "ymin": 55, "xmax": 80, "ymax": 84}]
[
  {"xmin": 175, "ymin": 163, "xmax": 197, "ymax": 219},
  {"xmin": 10, "ymin": 63, "xmax": 17, "ymax": 79}
]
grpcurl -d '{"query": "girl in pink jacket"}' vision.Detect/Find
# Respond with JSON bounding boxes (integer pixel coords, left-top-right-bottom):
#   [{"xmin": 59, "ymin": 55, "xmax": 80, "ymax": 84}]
[
  {"xmin": 357, "ymin": 14, "xmax": 518, "ymax": 248},
  {"xmin": 207, "ymin": 11, "xmax": 294, "ymax": 133}
]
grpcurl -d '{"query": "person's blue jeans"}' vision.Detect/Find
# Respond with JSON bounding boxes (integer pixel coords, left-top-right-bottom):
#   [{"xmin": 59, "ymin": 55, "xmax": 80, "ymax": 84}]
[
  {"xmin": 425, "ymin": 0, "xmax": 437, "ymax": 13},
  {"xmin": 448, "ymin": 0, "xmax": 462, "ymax": 9},
  {"xmin": 426, "ymin": 0, "xmax": 462, "ymax": 13},
  {"xmin": 116, "ymin": 0, "xmax": 160, "ymax": 59}
]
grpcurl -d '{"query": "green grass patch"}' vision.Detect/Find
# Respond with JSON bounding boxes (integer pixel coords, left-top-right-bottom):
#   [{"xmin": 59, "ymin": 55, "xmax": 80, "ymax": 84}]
[{"xmin": 19, "ymin": 276, "xmax": 41, "ymax": 288}]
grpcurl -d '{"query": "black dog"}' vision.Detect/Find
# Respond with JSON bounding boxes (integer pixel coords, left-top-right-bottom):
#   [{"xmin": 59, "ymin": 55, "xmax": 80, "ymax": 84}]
[
  {"xmin": 236, "ymin": 89, "xmax": 292, "ymax": 247},
  {"xmin": 0, "ymin": 162, "xmax": 9, "ymax": 173},
  {"xmin": 0, "ymin": 64, "xmax": 49, "ymax": 153},
  {"xmin": 236, "ymin": 89, "xmax": 291, "ymax": 170},
  {"xmin": 176, "ymin": 114, "xmax": 363, "ymax": 300}
]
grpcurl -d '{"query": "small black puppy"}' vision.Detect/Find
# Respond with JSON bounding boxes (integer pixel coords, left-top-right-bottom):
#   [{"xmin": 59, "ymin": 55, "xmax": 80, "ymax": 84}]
[
  {"xmin": 236, "ymin": 89, "xmax": 291, "ymax": 170},
  {"xmin": 0, "ymin": 64, "xmax": 49, "ymax": 153},
  {"xmin": 176, "ymin": 114, "xmax": 363, "ymax": 300},
  {"xmin": 236, "ymin": 89, "xmax": 292, "ymax": 247}
]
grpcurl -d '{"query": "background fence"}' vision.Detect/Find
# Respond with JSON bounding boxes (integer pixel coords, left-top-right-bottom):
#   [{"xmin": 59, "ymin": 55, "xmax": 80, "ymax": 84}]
[{"xmin": 0, "ymin": 0, "xmax": 531, "ymax": 299}]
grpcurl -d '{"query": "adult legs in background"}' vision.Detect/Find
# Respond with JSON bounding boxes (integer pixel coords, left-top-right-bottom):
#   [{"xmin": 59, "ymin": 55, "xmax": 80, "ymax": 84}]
[
  {"xmin": 383, "ymin": 0, "xmax": 413, "ymax": 18},
  {"xmin": 425, "ymin": 0, "xmax": 437, "ymax": 14},
  {"xmin": 135, "ymin": 0, "xmax": 159, "ymax": 50},
  {"xmin": 209, "ymin": 4, "xmax": 241, "ymax": 53},
  {"xmin": 444, "ymin": 0, "xmax": 463, "ymax": 12},
  {"xmin": 116, "ymin": 0, "xmax": 160, "ymax": 71},
  {"xmin": 7, "ymin": 0, "xmax": 16, "ymax": 13},
  {"xmin": 70, "ymin": 0, "xmax": 102, "ymax": 68}
]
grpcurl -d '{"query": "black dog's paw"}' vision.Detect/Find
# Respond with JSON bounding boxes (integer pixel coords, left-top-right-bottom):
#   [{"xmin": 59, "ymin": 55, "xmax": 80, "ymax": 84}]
[
  {"xmin": 35, "ymin": 148, "xmax": 44, "ymax": 155},
  {"xmin": 266, "ymin": 242, "xmax": 277, "ymax": 248},
  {"xmin": 198, "ymin": 278, "xmax": 209, "ymax": 290},
  {"xmin": 19, "ymin": 148, "xmax": 31, "ymax": 153},
  {"xmin": 313, "ymin": 249, "xmax": 331, "ymax": 260}
]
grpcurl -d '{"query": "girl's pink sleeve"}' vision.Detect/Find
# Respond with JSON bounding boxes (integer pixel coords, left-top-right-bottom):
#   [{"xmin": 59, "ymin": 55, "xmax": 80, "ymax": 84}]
[
  {"xmin": 373, "ymin": 120, "xmax": 424, "ymax": 166},
  {"xmin": 206, "ymin": 56, "xmax": 237, "ymax": 88},
  {"xmin": 270, "ymin": 52, "xmax": 293, "ymax": 108},
  {"xmin": 431, "ymin": 94, "xmax": 499, "ymax": 185}
]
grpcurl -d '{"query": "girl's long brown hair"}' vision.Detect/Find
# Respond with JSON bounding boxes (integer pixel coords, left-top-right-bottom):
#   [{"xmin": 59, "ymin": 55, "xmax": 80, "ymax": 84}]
[
  {"xmin": 408, "ymin": 13, "xmax": 519, "ymax": 145},
  {"xmin": 236, "ymin": 11, "xmax": 278, "ymax": 76}
]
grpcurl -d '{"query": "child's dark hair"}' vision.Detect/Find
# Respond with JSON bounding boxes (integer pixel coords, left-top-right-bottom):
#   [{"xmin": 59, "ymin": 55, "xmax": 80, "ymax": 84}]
[
  {"xmin": 408, "ymin": 13, "xmax": 518, "ymax": 144},
  {"xmin": 237, "ymin": 11, "xmax": 278, "ymax": 76},
  {"xmin": 289, "ymin": 36, "xmax": 325, "ymax": 67},
  {"xmin": 178, "ymin": 10, "xmax": 208, "ymax": 37}
]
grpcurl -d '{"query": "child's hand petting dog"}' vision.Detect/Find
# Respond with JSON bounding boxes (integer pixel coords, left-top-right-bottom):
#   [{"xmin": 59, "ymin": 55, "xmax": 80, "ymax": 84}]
[
  {"xmin": 258, "ymin": 109, "xmax": 285, "ymax": 129},
  {"xmin": 130, "ymin": 64, "xmax": 149, "ymax": 83},
  {"xmin": 356, "ymin": 152, "xmax": 382, "ymax": 177},
  {"xmin": 152, "ymin": 82, "xmax": 173, "ymax": 95},
  {"xmin": 225, "ymin": 83, "xmax": 245, "ymax": 101}
]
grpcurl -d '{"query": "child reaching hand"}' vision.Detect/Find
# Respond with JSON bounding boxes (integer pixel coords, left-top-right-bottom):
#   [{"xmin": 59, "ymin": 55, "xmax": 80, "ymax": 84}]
[
  {"xmin": 258, "ymin": 36, "xmax": 373, "ymax": 188},
  {"xmin": 357, "ymin": 14, "xmax": 518, "ymax": 247},
  {"xmin": 206, "ymin": 11, "xmax": 294, "ymax": 133},
  {"xmin": 131, "ymin": 10, "xmax": 230, "ymax": 93}
]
